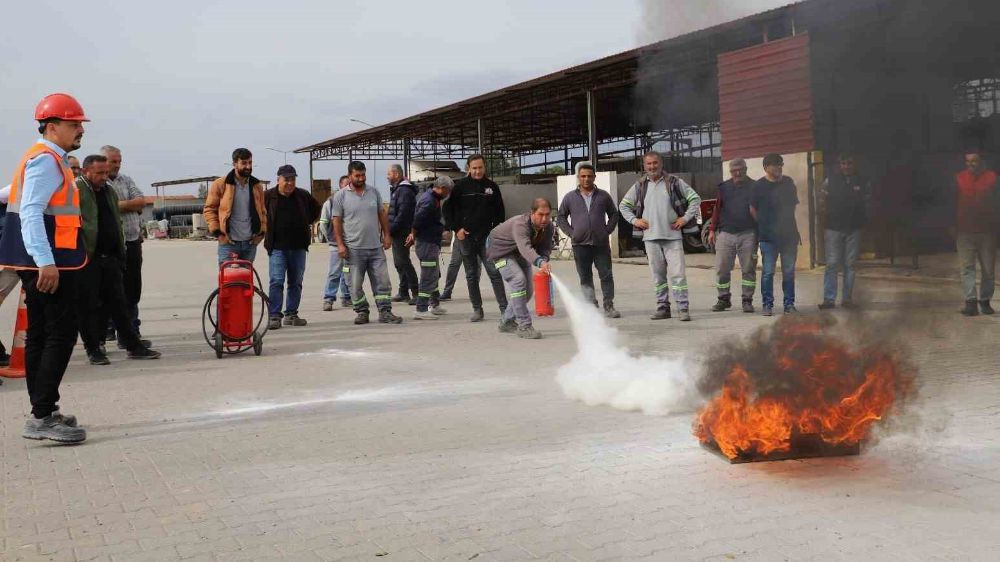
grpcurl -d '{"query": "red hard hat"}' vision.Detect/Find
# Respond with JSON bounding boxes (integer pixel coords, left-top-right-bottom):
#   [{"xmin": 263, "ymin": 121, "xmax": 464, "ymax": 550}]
[{"xmin": 34, "ymin": 93, "xmax": 90, "ymax": 122}]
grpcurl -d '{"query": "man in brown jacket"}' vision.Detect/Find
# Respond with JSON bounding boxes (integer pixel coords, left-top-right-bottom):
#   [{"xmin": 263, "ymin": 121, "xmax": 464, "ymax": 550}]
[{"xmin": 204, "ymin": 148, "xmax": 267, "ymax": 263}]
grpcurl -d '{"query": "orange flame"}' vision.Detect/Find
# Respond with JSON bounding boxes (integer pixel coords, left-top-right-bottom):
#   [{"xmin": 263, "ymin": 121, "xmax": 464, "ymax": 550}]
[{"xmin": 694, "ymin": 320, "xmax": 911, "ymax": 460}]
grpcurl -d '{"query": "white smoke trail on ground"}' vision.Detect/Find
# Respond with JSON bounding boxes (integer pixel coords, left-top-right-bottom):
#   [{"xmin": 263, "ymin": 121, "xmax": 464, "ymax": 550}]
[{"xmin": 551, "ymin": 274, "xmax": 700, "ymax": 415}]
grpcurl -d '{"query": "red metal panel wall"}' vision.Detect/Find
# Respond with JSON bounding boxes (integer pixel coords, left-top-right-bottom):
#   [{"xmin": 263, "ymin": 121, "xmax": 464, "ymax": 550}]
[{"xmin": 718, "ymin": 34, "xmax": 814, "ymax": 161}]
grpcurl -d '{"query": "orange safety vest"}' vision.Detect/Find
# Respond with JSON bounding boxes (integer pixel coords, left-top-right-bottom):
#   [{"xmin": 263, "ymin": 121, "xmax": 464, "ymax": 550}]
[{"xmin": 0, "ymin": 143, "xmax": 86, "ymax": 270}]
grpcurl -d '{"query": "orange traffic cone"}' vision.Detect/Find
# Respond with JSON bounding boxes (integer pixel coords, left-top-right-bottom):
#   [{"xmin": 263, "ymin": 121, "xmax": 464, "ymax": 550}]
[{"xmin": 0, "ymin": 288, "xmax": 27, "ymax": 379}]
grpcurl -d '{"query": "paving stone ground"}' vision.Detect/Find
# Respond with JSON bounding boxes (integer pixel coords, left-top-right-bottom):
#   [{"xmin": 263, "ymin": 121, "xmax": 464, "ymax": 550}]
[{"xmin": 1, "ymin": 240, "xmax": 998, "ymax": 561}]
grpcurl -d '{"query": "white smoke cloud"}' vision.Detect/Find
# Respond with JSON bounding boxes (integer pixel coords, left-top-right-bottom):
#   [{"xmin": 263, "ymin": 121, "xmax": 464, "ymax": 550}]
[
  {"xmin": 552, "ymin": 274, "xmax": 700, "ymax": 415},
  {"xmin": 639, "ymin": 0, "xmax": 787, "ymax": 44}
]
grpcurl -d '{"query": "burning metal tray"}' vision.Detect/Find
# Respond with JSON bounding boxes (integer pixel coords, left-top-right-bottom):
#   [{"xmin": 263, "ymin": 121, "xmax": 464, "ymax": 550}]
[{"xmin": 701, "ymin": 434, "xmax": 861, "ymax": 464}]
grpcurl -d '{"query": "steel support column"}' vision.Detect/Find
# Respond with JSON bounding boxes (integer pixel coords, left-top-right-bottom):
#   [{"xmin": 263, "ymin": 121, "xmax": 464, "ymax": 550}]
[
  {"xmin": 586, "ymin": 90, "xmax": 598, "ymax": 167},
  {"xmin": 477, "ymin": 119, "xmax": 485, "ymax": 154},
  {"xmin": 403, "ymin": 137, "xmax": 412, "ymax": 178}
]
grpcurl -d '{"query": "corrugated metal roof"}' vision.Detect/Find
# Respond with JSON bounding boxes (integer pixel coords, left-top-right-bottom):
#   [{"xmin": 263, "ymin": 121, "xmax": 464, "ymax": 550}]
[{"xmin": 718, "ymin": 34, "xmax": 815, "ymax": 160}]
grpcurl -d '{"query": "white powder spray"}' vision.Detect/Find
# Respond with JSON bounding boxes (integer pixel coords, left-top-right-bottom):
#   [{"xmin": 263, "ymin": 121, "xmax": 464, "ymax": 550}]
[{"xmin": 552, "ymin": 274, "xmax": 700, "ymax": 415}]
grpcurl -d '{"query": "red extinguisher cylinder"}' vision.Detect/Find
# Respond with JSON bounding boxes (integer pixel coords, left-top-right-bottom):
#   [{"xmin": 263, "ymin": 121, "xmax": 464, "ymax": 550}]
[
  {"xmin": 534, "ymin": 270, "xmax": 555, "ymax": 316},
  {"xmin": 219, "ymin": 265, "xmax": 254, "ymax": 339}
]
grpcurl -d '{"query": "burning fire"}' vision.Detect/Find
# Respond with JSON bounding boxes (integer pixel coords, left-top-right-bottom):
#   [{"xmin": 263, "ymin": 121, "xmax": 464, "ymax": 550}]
[{"xmin": 694, "ymin": 318, "xmax": 914, "ymax": 460}]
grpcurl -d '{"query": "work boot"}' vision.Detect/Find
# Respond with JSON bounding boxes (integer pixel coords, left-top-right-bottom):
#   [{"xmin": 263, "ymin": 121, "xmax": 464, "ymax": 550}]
[
  {"xmin": 50, "ymin": 409, "xmax": 78, "ymax": 428},
  {"xmin": 763, "ymin": 306, "xmax": 774, "ymax": 317},
  {"xmin": 23, "ymin": 415, "xmax": 86, "ymax": 444},
  {"xmin": 413, "ymin": 310, "xmax": 437, "ymax": 320},
  {"xmin": 439, "ymin": 291, "xmax": 452, "ymax": 301},
  {"xmin": 649, "ymin": 307, "xmax": 671, "ymax": 320},
  {"xmin": 0, "ymin": 350, "xmax": 9, "ymax": 368},
  {"xmin": 517, "ymin": 325, "xmax": 543, "ymax": 339},
  {"xmin": 128, "ymin": 347, "xmax": 161, "ymax": 360},
  {"xmin": 340, "ymin": 298, "xmax": 352, "ymax": 308},
  {"xmin": 118, "ymin": 338, "xmax": 152, "ymax": 350},
  {"xmin": 962, "ymin": 300, "xmax": 979, "ymax": 316},
  {"xmin": 498, "ymin": 319, "xmax": 518, "ymax": 333},
  {"xmin": 283, "ymin": 314, "xmax": 307, "ymax": 326},
  {"xmin": 391, "ymin": 293, "xmax": 408, "ymax": 303},
  {"xmin": 603, "ymin": 302, "xmax": 621, "ymax": 319},
  {"xmin": 429, "ymin": 306, "xmax": 447, "ymax": 316},
  {"xmin": 322, "ymin": 300, "xmax": 333, "ymax": 312},
  {"xmin": 407, "ymin": 298, "xmax": 417, "ymax": 306},
  {"xmin": 742, "ymin": 300, "xmax": 754, "ymax": 314},
  {"xmin": 818, "ymin": 300, "xmax": 836, "ymax": 310},
  {"xmin": 88, "ymin": 350, "xmax": 111, "ymax": 366},
  {"xmin": 679, "ymin": 309, "xmax": 691, "ymax": 322},
  {"xmin": 268, "ymin": 316, "xmax": 282, "ymax": 330},
  {"xmin": 784, "ymin": 305, "xmax": 799, "ymax": 314},
  {"xmin": 354, "ymin": 311, "xmax": 370, "ymax": 325},
  {"xmin": 470, "ymin": 308, "xmax": 485, "ymax": 322},
  {"xmin": 379, "ymin": 310, "xmax": 403, "ymax": 324},
  {"xmin": 980, "ymin": 300, "xmax": 995, "ymax": 315},
  {"xmin": 711, "ymin": 298, "xmax": 731, "ymax": 312}
]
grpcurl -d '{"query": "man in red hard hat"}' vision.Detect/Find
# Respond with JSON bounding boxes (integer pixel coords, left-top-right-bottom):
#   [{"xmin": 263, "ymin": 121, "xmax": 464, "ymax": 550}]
[{"xmin": 0, "ymin": 93, "xmax": 90, "ymax": 444}]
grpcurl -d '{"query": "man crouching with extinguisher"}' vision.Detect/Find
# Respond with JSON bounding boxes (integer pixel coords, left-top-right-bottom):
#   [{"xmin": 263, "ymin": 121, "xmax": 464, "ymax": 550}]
[{"xmin": 485, "ymin": 198, "xmax": 554, "ymax": 339}]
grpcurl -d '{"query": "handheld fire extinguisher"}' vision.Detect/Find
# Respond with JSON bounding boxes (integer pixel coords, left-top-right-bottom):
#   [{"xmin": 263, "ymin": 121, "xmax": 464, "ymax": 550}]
[{"xmin": 534, "ymin": 270, "xmax": 555, "ymax": 316}]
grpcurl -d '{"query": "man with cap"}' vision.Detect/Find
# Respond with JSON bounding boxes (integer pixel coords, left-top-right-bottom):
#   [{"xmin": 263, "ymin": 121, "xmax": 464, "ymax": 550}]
[
  {"xmin": 264, "ymin": 164, "xmax": 321, "ymax": 329},
  {"xmin": 0, "ymin": 93, "xmax": 90, "ymax": 443}
]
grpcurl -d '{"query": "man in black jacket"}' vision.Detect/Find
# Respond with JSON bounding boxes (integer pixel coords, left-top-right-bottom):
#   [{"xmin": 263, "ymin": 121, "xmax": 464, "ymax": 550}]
[
  {"xmin": 387, "ymin": 164, "xmax": 418, "ymax": 304},
  {"xmin": 556, "ymin": 163, "xmax": 620, "ymax": 318},
  {"xmin": 818, "ymin": 154, "xmax": 872, "ymax": 310},
  {"xmin": 264, "ymin": 165, "xmax": 321, "ymax": 329},
  {"xmin": 443, "ymin": 154, "xmax": 508, "ymax": 322}
]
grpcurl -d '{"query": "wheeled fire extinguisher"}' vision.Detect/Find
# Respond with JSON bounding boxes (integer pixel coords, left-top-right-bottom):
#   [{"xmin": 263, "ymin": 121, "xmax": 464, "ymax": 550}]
[
  {"xmin": 534, "ymin": 270, "xmax": 555, "ymax": 316},
  {"xmin": 201, "ymin": 253, "xmax": 270, "ymax": 358}
]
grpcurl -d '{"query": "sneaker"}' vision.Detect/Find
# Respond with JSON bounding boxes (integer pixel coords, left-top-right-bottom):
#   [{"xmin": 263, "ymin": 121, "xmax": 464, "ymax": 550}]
[
  {"xmin": 818, "ymin": 301, "xmax": 836, "ymax": 310},
  {"xmin": 498, "ymin": 319, "xmax": 518, "ymax": 333},
  {"xmin": 322, "ymin": 300, "xmax": 334, "ymax": 312},
  {"xmin": 517, "ymin": 325, "xmax": 543, "ymax": 339},
  {"xmin": 711, "ymin": 299, "xmax": 731, "ymax": 312},
  {"xmin": 439, "ymin": 292, "xmax": 452, "ymax": 301},
  {"xmin": 23, "ymin": 415, "xmax": 86, "ymax": 443},
  {"xmin": 763, "ymin": 306, "xmax": 774, "ymax": 317},
  {"xmin": 391, "ymin": 294, "xmax": 408, "ymax": 303},
  {"xmin": 678, "ymin": 309, "xmax": 691, "ymax": 322},
  {"xmin": 88, "ymin": 350, "xmax": 111, "ymax": 365},
  {"xmin": 649, "ymin": 307, "xmax": 671, "ymax": 320},
  {"xmin": 429, "ymin": 306, "xmax": 447, "ymax": 316},
  {"xmin": 354, "ymin": 311, "xmax": 370, "ymax": 325},
  {"xmin": 980, "ymin": 300, "xmax": 995, "ymax": 315},
  {"xmin": 283, "ymin": 314, "xmax": 307, "ymax": 326},
  {"xmin": 742, "ymin": 301, "xmax": 755, "ymax": 314},
  {"xmin": 784, "ymin": 305, "xmax": 799, "ymax": 314},
  {"xmin": 603, "ymin": 303, "xmax": 621, "ymax": 319},
  {"xmin": 470, "ymin": 308, "xmax": 485, "ymax": 323},
  {"xmin": 50, "ymin": 409, "xmax": 78, "ymax": 428},
  {"xmin": 413, "ymin": 310, "xmax": 438, "ymax": 320},
  {"xmin": 118, "ymin": 338, "xmax": 151, "ymax": 350},
  {"xmin": 128, "ymin": 347, "xmax": 161, "ymax": 360},
  {"xmin": 962, "ymin": 300, "xmax": 979, "ymax": 316},
  {"xmin": 268, "ymin": 316, "xmax": 282, "ymax": 330}
]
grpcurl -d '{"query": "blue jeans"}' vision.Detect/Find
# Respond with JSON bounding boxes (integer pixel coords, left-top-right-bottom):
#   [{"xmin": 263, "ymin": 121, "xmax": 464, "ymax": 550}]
[
  {"xmin": 323, "ymin": 246, "xmax": 351, "ymax": 302},
  {"xmin": 760, "ymin": 240, "xmax": 797, "ymax": 308},
  {"xmin": 349, "ymin": 247, "xmax": 393, "ymax": 313},
  {"xmin": 218, "ymin": 240, "xmax": 257, "ymax": 264},
  {"xmin": 823, "ymin": 229, "xmax": 861, "ymax": 303},
  {"xmin": 268, "ymin": 249, "xmax": 307, "ymax": 317}
]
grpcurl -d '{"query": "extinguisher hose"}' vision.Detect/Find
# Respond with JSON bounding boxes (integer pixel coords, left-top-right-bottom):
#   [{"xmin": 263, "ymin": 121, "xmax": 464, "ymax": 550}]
[{"xmin": 201, "ymin": 266, "xmax": 271, "ymax": 353}]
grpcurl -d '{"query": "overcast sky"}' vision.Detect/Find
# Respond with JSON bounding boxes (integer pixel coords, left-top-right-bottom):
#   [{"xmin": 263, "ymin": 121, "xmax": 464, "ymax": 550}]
[{"xmin": 1, "ymin": 0, "xmax": 784, "ymax": 196}]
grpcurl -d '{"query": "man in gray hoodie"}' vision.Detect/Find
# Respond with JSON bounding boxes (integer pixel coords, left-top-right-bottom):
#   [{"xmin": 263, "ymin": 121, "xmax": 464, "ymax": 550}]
[
  {"xmin": 619, "ymin": 151, "xmax": 701, "ymax": 321},
  {"xmin": 485, "ymin": 198, "xmax": 554, "ymax": 339}
]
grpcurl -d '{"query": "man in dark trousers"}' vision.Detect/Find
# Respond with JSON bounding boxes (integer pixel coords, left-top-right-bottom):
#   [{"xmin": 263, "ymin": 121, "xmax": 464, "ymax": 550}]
[
  {"xmin": 264, "ymin": 165, "xmax": 321, "ymax": 329},
  {"xmin": 708, "ymin": 158, "xmax": 758, "ymax": 313},
  {"xmin": 409, "ymin": 175, "xmax": 454, "ymax": 320},
  {"xmin": 387, "ymin": 164, "xmax": 418, "ymax": 304},
  {"xmin": 444, "ymin": 154, "xmax": 507, "ymax": 322},
  {"xmin": 76, "ymin": 154, "xmax": 161, "ymax": 365},
  {"xmin": 556, "ymin": 162, "xmax": 620, "ymax": 318},
  {"xmin": 751, "ymin": 153, "xmax": 801, "ymax": 316},
  {"xmin": 818, "ymin": 154, "xmax": 872, "ymax": 310}
]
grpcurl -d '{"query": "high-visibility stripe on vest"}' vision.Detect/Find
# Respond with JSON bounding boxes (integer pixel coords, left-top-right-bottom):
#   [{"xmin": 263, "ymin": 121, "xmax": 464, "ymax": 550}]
[{"xmin": 0, "ymin": 143, "xmax": 87, "ymax": 270}]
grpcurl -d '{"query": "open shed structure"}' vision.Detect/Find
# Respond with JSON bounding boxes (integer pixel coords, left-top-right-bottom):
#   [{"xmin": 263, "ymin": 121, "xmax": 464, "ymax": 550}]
[{"xmin": 298, "ymin": 0, "xmax": 1000, "ymax": 263}]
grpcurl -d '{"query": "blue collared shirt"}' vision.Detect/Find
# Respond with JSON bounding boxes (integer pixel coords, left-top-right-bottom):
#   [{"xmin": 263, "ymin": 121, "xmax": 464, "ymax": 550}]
[{"xmin": 19, "ymin": 139, "xmax": 70, "ymax": 267}]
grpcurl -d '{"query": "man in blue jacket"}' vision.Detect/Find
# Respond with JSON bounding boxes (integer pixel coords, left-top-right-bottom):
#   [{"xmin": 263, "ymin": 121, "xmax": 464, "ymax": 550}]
[
  {"xmin": 556, "ymin": 162, "xmax": 620, "ymax": 318},
  {"xmin": 408, "ymin": 176, "xmax": 454, "ymax": 320},
  {"xmin": 387, "ymin": 165, "xmax": 418, "ymax": 305}
]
